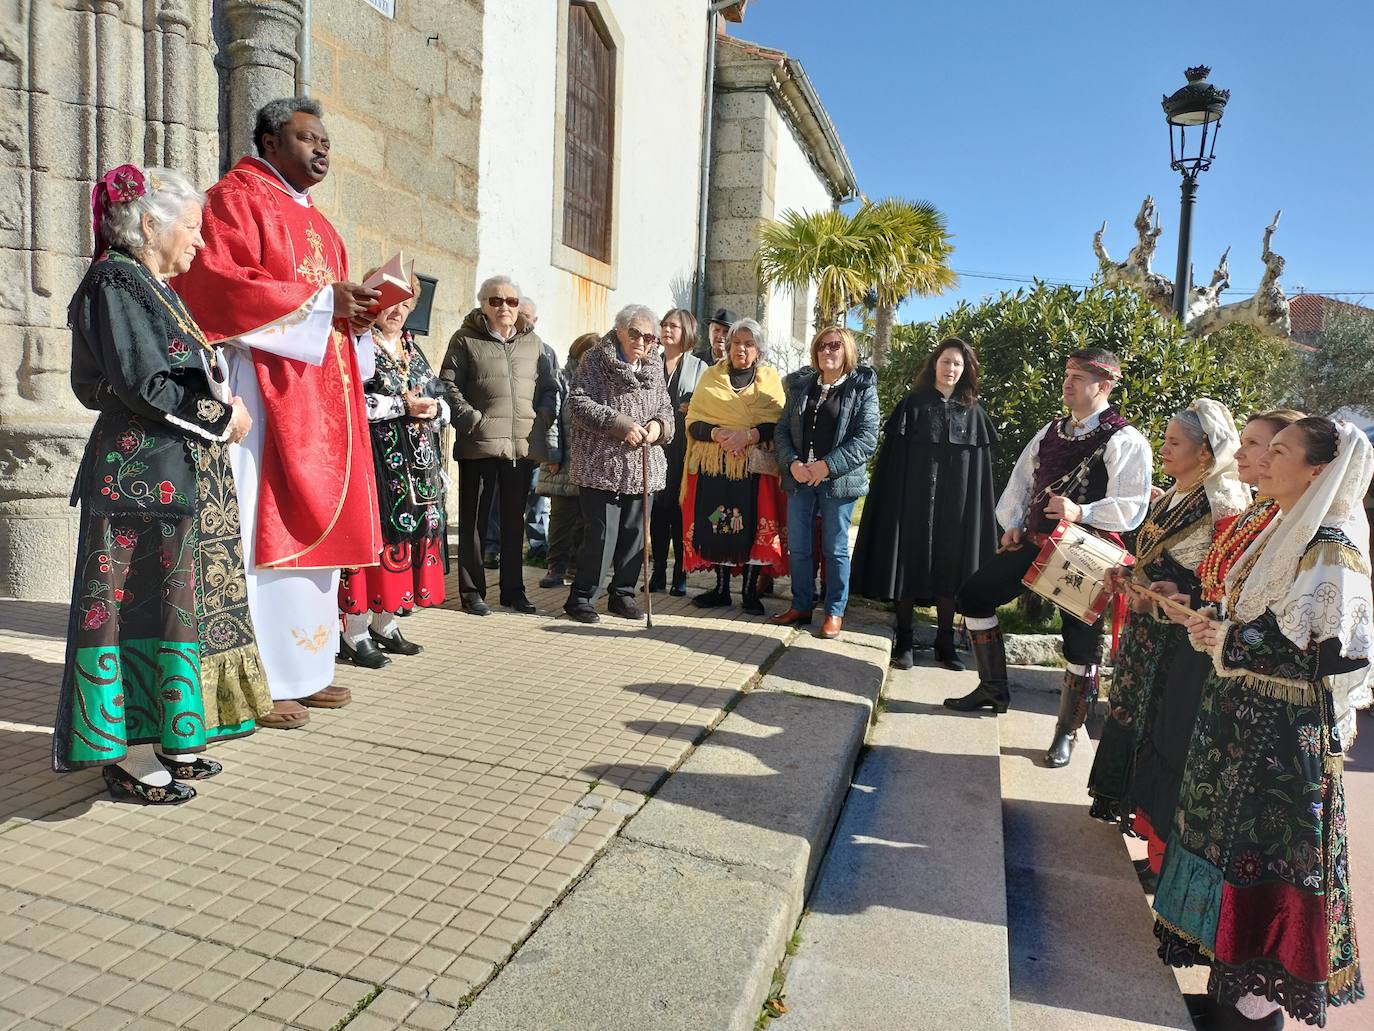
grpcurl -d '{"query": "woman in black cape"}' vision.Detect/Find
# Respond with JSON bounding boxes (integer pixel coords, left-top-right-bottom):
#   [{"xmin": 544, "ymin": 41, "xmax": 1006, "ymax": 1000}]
[{"xmin": 851, "ymin": 337, "xmax": 998, "ymax": 670}]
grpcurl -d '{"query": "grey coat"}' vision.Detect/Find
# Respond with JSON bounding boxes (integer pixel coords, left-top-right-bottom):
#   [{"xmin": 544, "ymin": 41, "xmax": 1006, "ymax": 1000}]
[
  {"xmin": 775, "ymin": 364, "xmax": 880, "ymax": 499},
  {"xmin": 569, "ymin": 332, "xmax": 675, "ymax": 495},
  {"xmin": 537, "ymin": 354, "xmax": 580, "ymax": 498}
]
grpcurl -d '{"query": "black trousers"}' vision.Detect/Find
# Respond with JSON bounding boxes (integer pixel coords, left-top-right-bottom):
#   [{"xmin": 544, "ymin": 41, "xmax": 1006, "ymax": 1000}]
[
  {"xmin": 457, "ymin": 458, "xmax": 536, "ymax": 601},
  {"xmin": 546, "ymin": 494, "xmax": 584, "ymax": 577},
  {"xmin": 649, "ymin": 486, "xmax": 684, "ymax": 576},
  {"xmin": 956, "ymin": 544, "xmax": 1105, "ymax": 667},
  {"xmin": 572, "ymin": 488, "xmax": 649, "ymax": 604}
]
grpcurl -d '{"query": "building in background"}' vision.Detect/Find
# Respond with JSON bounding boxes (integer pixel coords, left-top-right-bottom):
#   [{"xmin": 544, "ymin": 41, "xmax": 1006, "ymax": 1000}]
[
  {"xmin": 706, "ymin": 33, "xmax": 859, "ymax": 367},
  {"xmin": 0, "ymin": 0, "xmax": 854, "ymax": 599},
  {"xmin": 1, "ymin": 0, "xmax": 484, "ymax": 600}
]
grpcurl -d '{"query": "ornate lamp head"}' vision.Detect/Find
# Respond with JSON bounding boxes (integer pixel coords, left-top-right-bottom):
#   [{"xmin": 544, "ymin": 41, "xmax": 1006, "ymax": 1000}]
[{"xmin": 1163, "ymin": 66, "xmax": 1230, "ymax": 177}]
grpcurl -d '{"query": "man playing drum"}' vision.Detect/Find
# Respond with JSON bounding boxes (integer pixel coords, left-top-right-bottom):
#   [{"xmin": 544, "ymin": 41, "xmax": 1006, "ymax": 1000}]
[{"xmin": 944, "ymin": 348, "xmax": 1153, "ymax": 768}]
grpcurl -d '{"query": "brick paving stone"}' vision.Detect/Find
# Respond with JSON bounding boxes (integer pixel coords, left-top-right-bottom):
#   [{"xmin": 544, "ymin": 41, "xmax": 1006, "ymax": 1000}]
[{"xmin": 0, "ymin": 582, "xmax": 792, "ymax": 1019}]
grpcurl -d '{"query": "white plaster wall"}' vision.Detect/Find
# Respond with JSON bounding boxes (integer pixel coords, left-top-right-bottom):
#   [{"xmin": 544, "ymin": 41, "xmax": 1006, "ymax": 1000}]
[
  {"xmin": 477, "ymin": 0, "xmax": 707, "ymax": 358},
  {"xmin": 764, "ymin": 107, "xmax": 836, "ymax": 359}
]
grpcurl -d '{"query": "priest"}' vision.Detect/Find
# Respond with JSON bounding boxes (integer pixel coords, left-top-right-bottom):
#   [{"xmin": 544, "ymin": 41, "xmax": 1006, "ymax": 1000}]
[{"xmin": 174, "ymin": 97, "xmax": 382, "ymax": 729}]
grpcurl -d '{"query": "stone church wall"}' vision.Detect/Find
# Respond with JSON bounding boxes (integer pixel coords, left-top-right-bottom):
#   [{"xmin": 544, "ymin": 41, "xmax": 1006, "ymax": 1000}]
[{"xmin": 0, "ymin": 0, "xmax": 483, "ymax": 600}]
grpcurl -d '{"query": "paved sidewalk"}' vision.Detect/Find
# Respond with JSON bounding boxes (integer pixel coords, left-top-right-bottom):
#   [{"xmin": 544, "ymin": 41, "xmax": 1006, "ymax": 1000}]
[{"xmin": 0, "ymin": 571, "xmax": 794, "ymax": 1030}]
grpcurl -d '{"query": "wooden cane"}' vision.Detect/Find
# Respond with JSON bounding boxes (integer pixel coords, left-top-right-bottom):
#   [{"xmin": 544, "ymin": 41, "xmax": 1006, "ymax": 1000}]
[{"xmin": 641, "ymin": 443, "xmax": 653, "ymax": 629}]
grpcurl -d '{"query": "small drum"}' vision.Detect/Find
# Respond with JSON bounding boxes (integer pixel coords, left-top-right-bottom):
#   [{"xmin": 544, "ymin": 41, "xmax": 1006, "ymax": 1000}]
[{"xmin": 1022, "ymin": 520, "xmax": 1132, "ymax": 626}]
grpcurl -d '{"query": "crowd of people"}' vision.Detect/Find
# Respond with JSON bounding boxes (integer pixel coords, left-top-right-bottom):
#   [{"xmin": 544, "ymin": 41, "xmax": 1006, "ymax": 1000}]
[{"xmin": 54, "ymin": 95, "xmax": 1371, "ymax": 1029}]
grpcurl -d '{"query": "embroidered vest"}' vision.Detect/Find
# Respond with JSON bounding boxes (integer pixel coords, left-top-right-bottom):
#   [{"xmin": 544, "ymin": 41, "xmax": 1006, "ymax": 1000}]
[{"xmin": 1027, "ymin": 408, "xmax": 1130, "ymax": 534}]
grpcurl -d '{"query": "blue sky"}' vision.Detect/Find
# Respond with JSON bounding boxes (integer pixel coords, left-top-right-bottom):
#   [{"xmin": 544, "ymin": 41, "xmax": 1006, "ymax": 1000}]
[{"xmin": 737, "ymin": 0, "xmax": 1374, "ymax": 324}]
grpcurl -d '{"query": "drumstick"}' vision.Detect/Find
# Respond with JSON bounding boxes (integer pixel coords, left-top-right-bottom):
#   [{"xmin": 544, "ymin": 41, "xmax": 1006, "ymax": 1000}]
[{"xmin": 1122, "ymin": 581, "xmax": 1198, "ymax": 621}]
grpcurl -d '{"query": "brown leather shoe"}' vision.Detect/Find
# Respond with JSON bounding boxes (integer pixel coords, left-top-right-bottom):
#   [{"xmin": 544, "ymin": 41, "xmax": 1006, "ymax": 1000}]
[
  {"xmin": 817, "ymin": 615, "xmax": 843, "ymax": 639},
  {"xmin": 258, "ymin": 699, "xmax": 310, "ymax": 730},
  {"xmin": 768, "ymin": 608, "xmax": 814, "ymax": 627},
  {"xmin": 301, "ymin": 686, "xmax": 352, "ymax": 709}
]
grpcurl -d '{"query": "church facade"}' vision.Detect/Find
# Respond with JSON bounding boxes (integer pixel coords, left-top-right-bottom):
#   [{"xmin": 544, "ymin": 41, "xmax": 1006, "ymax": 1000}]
[{"xmin": 0, "ymin": 0, "xmax": 853, "ymax": 600}]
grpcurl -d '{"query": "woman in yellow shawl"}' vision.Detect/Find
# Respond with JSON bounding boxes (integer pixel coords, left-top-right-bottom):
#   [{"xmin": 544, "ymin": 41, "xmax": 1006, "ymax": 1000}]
[{"xmin": 681, "ymin": 318, "xmax": 788, "ymax": 615}]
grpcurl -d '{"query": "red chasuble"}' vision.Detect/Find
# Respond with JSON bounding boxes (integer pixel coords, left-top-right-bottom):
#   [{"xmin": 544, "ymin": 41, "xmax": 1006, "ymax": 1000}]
[{"xmin": 173, "ymin": 156, "xmax": 380, "ymax": 570}]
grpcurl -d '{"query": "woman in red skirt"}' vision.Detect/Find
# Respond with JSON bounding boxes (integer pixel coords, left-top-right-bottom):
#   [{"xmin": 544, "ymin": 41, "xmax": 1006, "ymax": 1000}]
[
  {"xmin": 338, "ymin": 269, "xmax": 449, "ymax": 667},
  {"xmin": 681, "ymin": 318, "xmax": 788, "ymax": 616}
]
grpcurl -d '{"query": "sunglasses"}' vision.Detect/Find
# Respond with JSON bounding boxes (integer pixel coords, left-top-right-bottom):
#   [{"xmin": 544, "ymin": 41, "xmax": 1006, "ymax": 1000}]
[
  {"xmin": 817, "ymin": 340, "xmax": 844, "ymax": 353},
  {"xmin": 626, "ymin": 328, "xmax": 659, "ymax": 345},
  {"xmin": 485, "ymin": 296, "xmax": 520, "ymax": 308}
]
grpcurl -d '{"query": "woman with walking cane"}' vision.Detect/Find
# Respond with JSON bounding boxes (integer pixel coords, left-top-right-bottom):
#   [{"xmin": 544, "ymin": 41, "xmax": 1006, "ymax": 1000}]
[{"xmin": 562, "ymin": 305, "xmax": 674, "ymax": 624}]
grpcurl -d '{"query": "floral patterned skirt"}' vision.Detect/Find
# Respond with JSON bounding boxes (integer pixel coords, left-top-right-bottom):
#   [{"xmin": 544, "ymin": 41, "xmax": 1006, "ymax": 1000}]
[
  {"xmin": 1152, "ymin": 674, "xmax": 1364, "ymax": 1025},
  {"xmin": 681, "ymin": 471, "xmax": 787, "ymax": 575},
  {"xmin": 54, "ymin": 509, "xmax": 209, "ymax": 771},
  {"xmin": 1088, "ymin": 610, "xmax": 1187, "ymax": 813},
  {"xmin": 339, "ymin": 537, "xmax": 447, "ymax": 614}
]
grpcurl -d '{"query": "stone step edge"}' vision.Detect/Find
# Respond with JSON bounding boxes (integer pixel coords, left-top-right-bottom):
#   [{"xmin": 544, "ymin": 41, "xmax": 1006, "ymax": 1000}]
[{"xmin": 453, "ymin": 620, "xmax": 892, "ymax": 1030}]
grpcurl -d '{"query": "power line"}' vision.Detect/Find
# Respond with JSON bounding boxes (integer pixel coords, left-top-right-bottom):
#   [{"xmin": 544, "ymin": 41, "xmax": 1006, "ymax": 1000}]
[{"xmin": 950, "ymin": 268, "xmax": 1374, "ymax": 297}]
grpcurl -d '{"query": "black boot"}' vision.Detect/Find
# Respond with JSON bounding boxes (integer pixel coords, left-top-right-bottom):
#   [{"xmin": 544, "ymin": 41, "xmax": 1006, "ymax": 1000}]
[
  {"xmin": 670, "ymin": 567, "xmax": 688, "ymax": 597},
  {"xmin": 693, "ymin": 565, "xmax": 732, "ymax": 608},
  {"xmin": 944, "ymin": 625, "xmax": 1010, "ymax": 713},
  {"xmin": 740, "ymin": 566, "xmax": 765, "ymax": 616},
  {"xmin": 934, "ymin": 626, "xmax": 965, "ymax": 671},
  {"xmin": 1046, "ymin": 667, "xmax": 1097, "ymax": 768},
  {"xmin": 649, "ymin": 556, "xmax": 667, "ymax": 593},
  {"xmin": 891, "ymin": 601, "xmax": 915, "ymax": 669}
]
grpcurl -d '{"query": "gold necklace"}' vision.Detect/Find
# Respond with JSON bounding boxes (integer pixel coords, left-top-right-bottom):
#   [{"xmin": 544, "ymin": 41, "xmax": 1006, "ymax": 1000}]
[
  {"xmin": 1134, "ymin": 483, "xmax": 1206, "ymax": 566},
  {"xmin": 115, "ymin": 253, "xmax": 217, "ymax": 366}
]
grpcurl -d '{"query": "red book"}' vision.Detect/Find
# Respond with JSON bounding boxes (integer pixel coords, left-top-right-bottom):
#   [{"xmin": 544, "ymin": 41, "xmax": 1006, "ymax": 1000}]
[{"xmin": 363, "ymin": 252, "xmax": 415, "ymax": 314}]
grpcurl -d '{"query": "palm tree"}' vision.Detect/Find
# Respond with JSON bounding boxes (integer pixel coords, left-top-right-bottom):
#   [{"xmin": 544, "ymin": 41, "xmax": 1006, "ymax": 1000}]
[
  {"xmin": 755, "ymin": 208, "xmax": 871, "ymax": 330},
  {"xmin": 858, "ymin": 198, "xmax": 957, "ymax": 368},
  {"xmin": 754, "ymin": 199, "xmax": 956, "ymax": 367}
]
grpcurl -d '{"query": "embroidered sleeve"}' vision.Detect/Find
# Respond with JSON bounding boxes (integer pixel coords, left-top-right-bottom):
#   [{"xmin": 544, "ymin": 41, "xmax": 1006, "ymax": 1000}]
[
  {"xmin": 1080, "ymin": 426, "xmax": 1152, "ymax": 532},
  {"xmin": 1212, "ymin": 611, "xmax": 1319, "ymax": 682},
  {"xmin": 365, "ymin": 393, "xmax": 406, "ymax": 422},
  {"xmin": 996, "ymin": 424, "xmax": 1048, "ymax": 532},
  {"xmin": 90, "ymin": 273, "xmax": 233, "ymax": 443}
]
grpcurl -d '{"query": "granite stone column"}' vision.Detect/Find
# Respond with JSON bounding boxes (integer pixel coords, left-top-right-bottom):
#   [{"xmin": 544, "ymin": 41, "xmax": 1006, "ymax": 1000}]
[{"xmin": 221, "ymin": 0, "xmax": 305, "ymax": 162}]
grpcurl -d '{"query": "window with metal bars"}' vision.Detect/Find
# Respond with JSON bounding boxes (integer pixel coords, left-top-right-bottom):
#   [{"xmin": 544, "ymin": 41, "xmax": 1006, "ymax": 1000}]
[{"xmin": 563, "ymin": 3, "xmax": 615, "ymax": 263}]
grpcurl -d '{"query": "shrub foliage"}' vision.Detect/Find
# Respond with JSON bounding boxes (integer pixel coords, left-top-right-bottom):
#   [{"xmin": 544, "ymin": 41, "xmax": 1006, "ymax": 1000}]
[{"xmin": 881, "ymin": 282, "xmax": 1297, "ymax": 487}]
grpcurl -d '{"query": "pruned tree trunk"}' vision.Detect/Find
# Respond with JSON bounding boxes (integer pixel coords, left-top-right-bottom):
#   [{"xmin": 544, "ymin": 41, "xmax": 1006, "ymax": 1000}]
[{"xmin": 872, "ymin": 301, "xmax": 895, "ymax": 368}]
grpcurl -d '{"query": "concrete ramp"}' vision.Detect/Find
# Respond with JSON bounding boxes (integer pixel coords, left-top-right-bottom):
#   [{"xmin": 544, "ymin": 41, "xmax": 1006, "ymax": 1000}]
[
  {"xmin": 784, "ymin": 661, "xmax": 1012, "ymax": 1031},
  {"xmin": 999, "ymin": 668, "xmax": 1193, "ymax": 1031}
]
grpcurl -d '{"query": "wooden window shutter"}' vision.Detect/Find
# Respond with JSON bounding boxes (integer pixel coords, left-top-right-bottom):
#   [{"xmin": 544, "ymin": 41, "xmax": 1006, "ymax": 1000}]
[{"xmin": 563, "ymin": 3, "xmax": 615, "ymax": 263}]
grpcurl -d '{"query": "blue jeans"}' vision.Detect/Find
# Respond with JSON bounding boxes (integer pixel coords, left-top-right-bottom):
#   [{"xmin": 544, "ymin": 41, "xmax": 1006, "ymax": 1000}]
[
  {"xmin": 526, "ymin": 469, "xmax": 550, "ymax": 557},
  {"xmin": 786, "ymin": 486, "xmax": 856, "ymax": 617}
]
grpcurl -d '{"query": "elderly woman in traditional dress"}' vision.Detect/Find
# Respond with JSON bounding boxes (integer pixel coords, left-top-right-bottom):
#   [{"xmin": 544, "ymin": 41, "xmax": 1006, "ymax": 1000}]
[
  {"xmin": 681, "ymin": 318, "xmax": 788, "ymax": 615},
  {"xmin": 771, "ymin": 326, "xmax": 878, "ymax": 639},
  {"xmin": 55, "ymin": 164, "xmax": 270, "ymax": 804},
  {"xmin": 337, "ymin": 267, "xmax": 449, "ymax": 668},
  {"xmin": 851, "ymin": 337, "xmax": 998, "ymax": 668},
  {"xmin": 1153, "ymin": 418, "xmax": 1372, "ymax": 1030},
  {"xmin": 1086, "ymin": 400, "xmax": 1249, "ymax": 840},
  {"xmin": 562, "ymin": 305, "xmax": 675, "ymax": 624}
]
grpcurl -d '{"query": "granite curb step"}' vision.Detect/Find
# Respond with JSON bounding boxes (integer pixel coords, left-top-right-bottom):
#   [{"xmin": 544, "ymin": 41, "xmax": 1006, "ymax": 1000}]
[
  {"xmin": 781, "ymin": 660, "xmax": 1013, "ymax": 1031},
  {"xmin": 453, "ymin": 617, "xmax": 892, "ymax": 1031}
]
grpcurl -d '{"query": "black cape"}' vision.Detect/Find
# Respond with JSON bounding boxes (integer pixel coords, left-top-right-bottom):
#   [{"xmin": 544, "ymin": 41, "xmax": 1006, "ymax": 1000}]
[{"xmin": 851, "ymin": 389, "xmax": 999, "ymax": 603}]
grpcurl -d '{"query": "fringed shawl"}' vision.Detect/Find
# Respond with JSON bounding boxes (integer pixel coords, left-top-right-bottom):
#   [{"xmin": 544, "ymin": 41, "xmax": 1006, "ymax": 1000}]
[{"xmin": 682, "ymin": 362, "xmax": 785, "ymax": 485}]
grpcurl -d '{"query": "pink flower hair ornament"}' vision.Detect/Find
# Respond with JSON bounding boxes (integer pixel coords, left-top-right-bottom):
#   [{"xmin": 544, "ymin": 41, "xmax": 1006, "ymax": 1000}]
[{"xmin": 90, "ymin": 163, "xmax": 147, "ymax": 252}]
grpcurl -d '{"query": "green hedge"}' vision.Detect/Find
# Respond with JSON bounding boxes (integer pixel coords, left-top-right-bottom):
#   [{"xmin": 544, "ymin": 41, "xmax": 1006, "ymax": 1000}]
[{"xmin": 881, "ymin": 282, "xmax": 1297, "ymax": 487}]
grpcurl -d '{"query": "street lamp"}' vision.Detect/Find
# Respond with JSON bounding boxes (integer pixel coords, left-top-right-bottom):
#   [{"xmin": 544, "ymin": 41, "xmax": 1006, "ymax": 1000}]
[{"xmin": 1162, "ymin": 65, "xmax": 1230, "ymax": 323}]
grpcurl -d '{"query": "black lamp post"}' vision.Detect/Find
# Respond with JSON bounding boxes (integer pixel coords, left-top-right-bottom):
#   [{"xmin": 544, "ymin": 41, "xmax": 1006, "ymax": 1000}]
[{"xmin": 1162, "ymin": 66, "xmax": 1230, "ymax": 323}]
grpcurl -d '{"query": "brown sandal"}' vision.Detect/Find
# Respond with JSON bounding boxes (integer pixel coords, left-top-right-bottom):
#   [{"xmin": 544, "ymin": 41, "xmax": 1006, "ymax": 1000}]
[
  {"xmin": 258, "ymin": 700, "xmax": 311, "ymax": 730},
  {"xmin": 301, "ymin": 685, "xmax": 352, "ymax": 709}
]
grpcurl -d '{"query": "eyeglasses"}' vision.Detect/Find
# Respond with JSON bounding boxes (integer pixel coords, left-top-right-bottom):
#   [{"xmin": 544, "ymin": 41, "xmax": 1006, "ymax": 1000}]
[
  {"xmin": 626, "ymin": 328, "xmax": 659, "ymax": 345},
  {"xmin": 817, "ymin": 340, "xmax": 844, "ymax": 353},
  {"xmin": 485, "ymin": 296, "xmax": 520, "ymax": 308}
]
